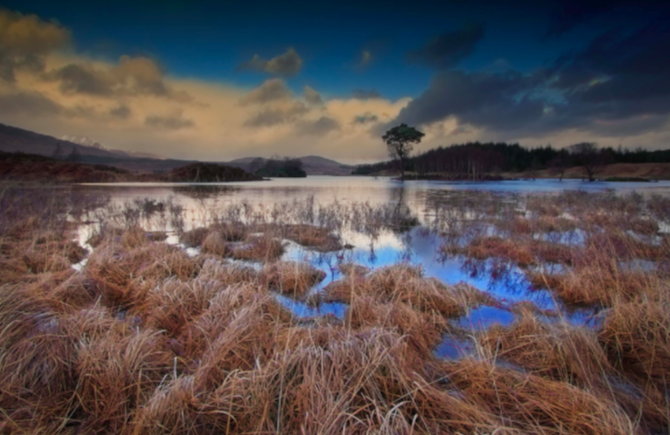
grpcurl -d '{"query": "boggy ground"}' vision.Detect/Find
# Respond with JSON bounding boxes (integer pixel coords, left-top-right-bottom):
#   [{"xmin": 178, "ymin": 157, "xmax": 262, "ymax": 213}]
[{"xmin": 0, "ymin": 185, "xmax": 669, "ymax": 434}]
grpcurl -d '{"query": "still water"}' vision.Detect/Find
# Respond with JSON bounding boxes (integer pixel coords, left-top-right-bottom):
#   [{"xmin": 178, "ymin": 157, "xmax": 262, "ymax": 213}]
[{"xmin": 76, "ymin": 176, "xmax": 670, "ymax": 356}]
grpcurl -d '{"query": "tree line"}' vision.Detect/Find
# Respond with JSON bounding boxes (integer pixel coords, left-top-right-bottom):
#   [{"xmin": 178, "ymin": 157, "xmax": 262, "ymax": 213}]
[{"xmin": 355, "ymin": 140, "xmax": 670, "ymax": 181}]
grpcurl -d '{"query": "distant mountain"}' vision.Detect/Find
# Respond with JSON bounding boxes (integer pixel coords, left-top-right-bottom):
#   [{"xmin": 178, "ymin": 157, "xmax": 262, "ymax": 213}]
[
  {"xmin": 0, "ymin": 123, "xmax": 125, "ymax": 159},
  {"xmin": 61, "ymin": 134, "xmax": 165, "ymax": 160},
  {"xmin": 228, "ymin": 155, "xmax": 353, "ymax": 175},
  {"xmin": 0, "ymin": 123, "xmax": 354, "ymax": 176}
]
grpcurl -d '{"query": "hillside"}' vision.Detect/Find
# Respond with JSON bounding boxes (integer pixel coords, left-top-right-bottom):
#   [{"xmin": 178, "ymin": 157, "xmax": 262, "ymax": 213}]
[
  {"xmin": 0, "ymin": 152, "xmax": 260, "ymax": 183},
  {"xmin": 0, "ymin": 152, "xmax": 135, "ymax": 183},
  {"xmin": 228, "ymin": 155, "xmax": 353, "ymax": 175},
  {"xmin": 0, "ymin": 123, "xmax": 353, "ymax": 176},
  {"xmin": 0, "ymin": 123, "xmax": 123, "ymax": 160}
]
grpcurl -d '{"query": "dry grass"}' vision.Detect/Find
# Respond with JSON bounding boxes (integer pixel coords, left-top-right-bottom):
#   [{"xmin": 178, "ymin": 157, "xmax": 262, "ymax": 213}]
[
  {"xmin": 231, "ymin": 235, "xmax": 284, "ymax": 261},
  {"xmin": 2, "ymin": 189, "xmax": 670, "ymax": 434},
  {"xmin": 452, "ymin": 236, "xmax": 575, "ymax": 267},
  {"xmin": 262, "ymin": 261, "xmax": 326, "ymax": 297},
  {"xmin": 281, "ymin": 224, "xmax": 342, "ymax": 251}
]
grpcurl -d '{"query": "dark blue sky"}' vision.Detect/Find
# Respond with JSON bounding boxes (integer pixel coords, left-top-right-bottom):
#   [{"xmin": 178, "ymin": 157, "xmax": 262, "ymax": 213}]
[
  {"xmin": 1, "ymin": 0, "xmax": 649, "ymax": 99},
  {"xmin": 1, "ymin": 0, "xmax": 669, "ymax": 160}
]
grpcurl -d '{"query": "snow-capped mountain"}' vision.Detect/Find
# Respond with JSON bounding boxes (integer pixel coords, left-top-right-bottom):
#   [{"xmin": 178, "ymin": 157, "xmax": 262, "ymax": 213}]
[
  {"xmin": 60, "ymin": 135, "xmax": 164, "ymax": 160},
  {"xmin": 60, "ymin": 135, "xmax": 107, "ymax": 150}
]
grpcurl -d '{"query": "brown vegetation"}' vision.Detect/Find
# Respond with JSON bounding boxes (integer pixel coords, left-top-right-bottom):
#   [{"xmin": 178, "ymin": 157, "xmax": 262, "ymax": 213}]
[{"xmin": 1, "ymin": 187, "xmax": 670, "ymax": 434}]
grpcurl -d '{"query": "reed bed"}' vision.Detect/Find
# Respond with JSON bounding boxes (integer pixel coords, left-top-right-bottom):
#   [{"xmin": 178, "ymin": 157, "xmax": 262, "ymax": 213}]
[{"xmin": 1, "ymin": 185, "xmax": 669, "ymax": 434}]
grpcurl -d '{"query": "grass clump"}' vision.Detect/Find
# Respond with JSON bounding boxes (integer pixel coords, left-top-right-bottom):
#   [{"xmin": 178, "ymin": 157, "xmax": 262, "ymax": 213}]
[{"xmin": 262, "ymin": 261, "xmax": 326, "ymax": 297}]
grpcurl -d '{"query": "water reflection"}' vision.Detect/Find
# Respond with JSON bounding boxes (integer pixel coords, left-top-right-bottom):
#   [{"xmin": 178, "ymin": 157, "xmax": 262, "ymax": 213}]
[{"xmin": 73, "ymin": 177, "xmax": 670, "ymax": 340}]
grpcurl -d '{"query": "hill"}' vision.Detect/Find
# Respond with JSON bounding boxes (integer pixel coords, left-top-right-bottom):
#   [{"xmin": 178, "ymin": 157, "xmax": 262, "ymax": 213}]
[
  {"xmin": 228, "ymin": 155, "xmax": 353, "ymax": 175},
  {"xmin": 0, "ymin": 123, "xmax": 353, "ymax": 176},
  {"xmin": 0, "ymin": 152, "xmax": 260, "ymax": 183}
]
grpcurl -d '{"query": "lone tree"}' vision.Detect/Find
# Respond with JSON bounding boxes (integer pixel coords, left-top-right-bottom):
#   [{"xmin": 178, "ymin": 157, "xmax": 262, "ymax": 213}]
[
  {"xmin": 382, "ymin": 123, "xmax": 424, "ymax": 181},
  {"xmin": 568, "ymin": 142, "xmax": 600, "ymax": 181}
]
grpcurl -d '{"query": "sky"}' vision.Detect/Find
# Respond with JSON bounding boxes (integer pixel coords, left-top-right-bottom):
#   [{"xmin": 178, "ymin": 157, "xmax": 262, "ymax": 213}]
[{"xmin": 0, "ymin": 0, "xmax": 669, "ymax": 163}]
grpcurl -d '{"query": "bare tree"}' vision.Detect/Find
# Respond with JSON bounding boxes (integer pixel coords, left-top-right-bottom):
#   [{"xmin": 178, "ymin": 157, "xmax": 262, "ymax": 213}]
[
  {"xmin": 382, "ymin": 124, "xmax": 424, "ymax": 181},
  {"xmin": 569, "ymin": 142, "xmax": 600, "ymax": 182}
]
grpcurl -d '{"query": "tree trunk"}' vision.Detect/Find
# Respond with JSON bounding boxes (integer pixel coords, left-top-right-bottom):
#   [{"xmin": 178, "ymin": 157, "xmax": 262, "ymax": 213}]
[{"xmin": 400, "ymin": 157, "xmax": 405, "ymax": 181}]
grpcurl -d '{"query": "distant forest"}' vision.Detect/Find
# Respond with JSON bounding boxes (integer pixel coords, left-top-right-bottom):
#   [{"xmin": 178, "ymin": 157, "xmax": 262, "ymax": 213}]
[{"xmin": 353, "ymin": 142, "xmax": 670, "ymax": 177}]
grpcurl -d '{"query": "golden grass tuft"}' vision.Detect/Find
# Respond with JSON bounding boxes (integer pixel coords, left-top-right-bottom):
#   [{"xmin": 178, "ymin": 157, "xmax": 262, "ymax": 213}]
[
  {"xmin": 282, "ymin": 224, "xmax": 342, "ymax": 251},
  {"xmin": 231, "ymin": 235, "xmax": 284, "ymax": 262},
  {"xmin": 444, "ymin": 359, "xmax": 635, "ymax": 434},
  {"xmin": 261, "ymin": 261, "xmax": 326, "ymax": 297},
  {"xmin": 199, "ymin": 231, "xmax": 231, "ymax": 257}
]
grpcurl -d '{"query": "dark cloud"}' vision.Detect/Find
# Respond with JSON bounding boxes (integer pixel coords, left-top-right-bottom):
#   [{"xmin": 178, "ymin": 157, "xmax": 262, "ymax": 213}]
[
  {"xmin": 47, "ymin": 56, "xmax": 193, "ymax": 102},
  {"xmin": 55, "ymin": 64, "xmax": 113, "ymax": 96},
  {"xmin": 110, "ymin": 104, "xmax": 131, "ymax": 119},
  {"xmin": 240, "ymin": 79, "xmax": 292, "ymax": 105},
  {"xmin": 237, "ymin": 48, "xmax": 303, "ymax": 77},
  {"xmin": 0, "ymin": 91, "xmax": 62, "ymax": 116},
  {"xmin": 352, "ymin": 88, "xmax": 382, "ymax": 100},
  {"xmin": 297, "ymin": 116, "xmax": 340, "ymax": 135},
  {"xmin": 393, "ymin": 70, "xmax": 542, "ymax": 130},
  {"xmin": 550, "ymin": 19, "xmax": 670, "ymax": 120},
  {"xmin": 244, "ymin": 102, "xmax": 308, "ymax": 127},
  {"xmin": 145, "ymin": 112, "xmax": 194, "ymax": 130},
  {"xmin": 304, "ymin": 85, "xmax": 322, "ymax": 105},
  {"xmin": 0, "ymin": 9, "xmax": 70, "ymax": 82},
  {"xmin": 389, "ymin": 17, "xmax": 670, "ymax": 139},
  {"xmin": 407, "ymin": 23, "xmax": 485, "ymax": 70}
]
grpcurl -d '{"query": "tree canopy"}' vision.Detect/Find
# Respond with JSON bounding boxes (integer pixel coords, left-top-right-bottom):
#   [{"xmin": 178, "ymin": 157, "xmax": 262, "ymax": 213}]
[{"xmin": 382, "ymin": 124, "xmax": 424, "ymax": 180}]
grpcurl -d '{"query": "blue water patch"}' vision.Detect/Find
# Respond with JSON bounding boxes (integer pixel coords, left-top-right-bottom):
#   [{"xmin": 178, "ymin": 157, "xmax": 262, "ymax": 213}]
[
  {"xmin": 455, "ymin": 306, "xmax": 515, "ymax": 332},
  {"xmin": 434, "ymin": 335, "xmax": 475, "ymax": 359},
  {"xmin": 276, "ymin": 294, "xmax": 348, "ymax": 319}
]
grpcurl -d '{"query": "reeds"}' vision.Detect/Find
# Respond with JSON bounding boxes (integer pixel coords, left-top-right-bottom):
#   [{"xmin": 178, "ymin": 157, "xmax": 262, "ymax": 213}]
[{"xmin": 2, "ymin": 187, "xmax": 670, "ymax": 434}]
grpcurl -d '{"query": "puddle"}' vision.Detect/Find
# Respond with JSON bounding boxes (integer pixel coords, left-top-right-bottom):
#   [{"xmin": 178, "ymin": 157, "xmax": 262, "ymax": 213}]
[
  {"xmin": 455, "ymin": 306, "xmax": 515, "ymax": 332},
  {"xmin": 434, "ymin": 335, "xmax": 475, "ymax": 359},
  {"xmin": 275, "ymin": 295, "xmax": 347, "ymax": 319}
]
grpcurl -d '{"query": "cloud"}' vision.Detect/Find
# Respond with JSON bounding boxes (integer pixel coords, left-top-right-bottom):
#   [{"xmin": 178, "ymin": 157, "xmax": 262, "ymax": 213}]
[
  {"xmin": 407, "ymin": 23, "xmax": 485, "ymax": 70},
  {"xmin": 0, "ymin": 9, "xmax": 70, "ymax": 81},
  {"xmin": 353, "ymin": 112, "xmax": 378, "ymax": 124},
  {"xmin": 109, "ymin": 103, "xmax": 131, "ymax": 119},
  {"xmin": 297, "ymin": 116, "xmax": 340, "ymax": 135},
  {"xmin": 387, "ymin": 17, "xmax": 670, "ymax": 142},
  {"xmin": 244, "ymin": 102, "xmax": 308, "ymax": 127},
  {"xmin": 392, "ymin": 69, "xmax": 541, "ymax": 130},
  {"xmin": 237, "ymin": 47, "xmax": 303, "ymax": 76},
  {"xmin": 54, "ymin": 63, "xmax": 112, "ymax": 95},
  {"xmin": 240, "ymin": 78, "xmax": 292, "ymax": 105},
  {"xmin": 352, "ymin": 88, "xmax": 382, "ymax": 100},
  {"xmin": 0, "ymin": 90, "xmax": 62, "ymax": 116},
  {"xmin": 48, "ymin": 55, "xmax": 193, "ymax": 102},
  {"xmin": 145, "ymin": 111, "xmax": 194, "ymax": 130},
  {"xmin": 304, "ymin": 85, "xmax": 322, "ymax": 105}
]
